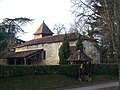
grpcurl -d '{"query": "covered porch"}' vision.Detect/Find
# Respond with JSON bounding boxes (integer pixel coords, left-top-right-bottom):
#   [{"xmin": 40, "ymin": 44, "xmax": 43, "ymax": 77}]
[{"xmin": 5, "ymin": 49, "xmax": 46, "ymax": 65}]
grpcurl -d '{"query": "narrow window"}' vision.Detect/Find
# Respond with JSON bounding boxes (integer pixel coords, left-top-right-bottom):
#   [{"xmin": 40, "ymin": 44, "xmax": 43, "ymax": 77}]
[{"xmin": 42, "ymin": 50, "xmax": 46, "ymax": 60}]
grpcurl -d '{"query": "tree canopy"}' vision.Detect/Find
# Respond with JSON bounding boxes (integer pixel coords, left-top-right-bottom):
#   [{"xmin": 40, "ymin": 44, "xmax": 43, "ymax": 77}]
[
  {"xmin": 76, "ymin": 35, "xmax": 83, "ymax": 51},
  {"xmin": 59, "ymin": 34, "xmax": 70, "ymax": 65},
  {"xmin": 71, "ymin": 0, "xmax": 120, "ymax": 62},
  {"xmin": 71, "ymin": 0, "xmax": 120, "ymax": 88},
  {"xmin": 0, "ymin": 17, "xmax": 33, "ymax": 57}
]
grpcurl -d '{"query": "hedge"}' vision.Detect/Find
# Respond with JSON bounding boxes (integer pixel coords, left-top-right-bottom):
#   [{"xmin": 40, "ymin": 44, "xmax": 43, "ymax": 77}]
[
  {"xmin": 0, "ymin": 65, "xmax": 79, "ymax": 78},
  {"xmin": 0, "ymin": 64, "xmax": 118, "ymax": 78},
  {"xmin": 91, "ymin": 63, "xmax": 118, "ymax": 75}
]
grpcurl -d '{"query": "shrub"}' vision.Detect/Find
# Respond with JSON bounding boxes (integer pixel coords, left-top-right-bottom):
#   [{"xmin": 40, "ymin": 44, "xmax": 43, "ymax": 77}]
[
  {"xmin": 76, "ymin": 34, "xmax": 83, "ymax": 51},
  {"xmin": 91, "ymin": 63, "xmax": 118, "ymax": 75},
  {"xmin": 0, "ymin": 65, "xmax": 79, "ymax": 78},
  {"xmin": 0, "ymin": 63, "xmax": 118, "ymax": 78}
]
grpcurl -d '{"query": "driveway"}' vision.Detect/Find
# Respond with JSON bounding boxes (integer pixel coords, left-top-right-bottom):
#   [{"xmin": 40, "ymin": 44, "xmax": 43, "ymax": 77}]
[{"xmin": 67, "ymin": 81, "xmax": 118, "ymax": 90}]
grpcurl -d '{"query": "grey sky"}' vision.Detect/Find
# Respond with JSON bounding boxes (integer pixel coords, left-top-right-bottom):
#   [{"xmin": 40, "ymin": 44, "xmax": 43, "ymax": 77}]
[{"xmin": 0, "ymin": 0, "xmax": 74, "ymax": 41}]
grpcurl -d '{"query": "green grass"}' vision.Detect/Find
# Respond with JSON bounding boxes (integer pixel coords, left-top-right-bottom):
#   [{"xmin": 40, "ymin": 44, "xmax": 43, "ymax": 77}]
[
  {"xmin": 92, "ymin": 75, "xmax": 118, "ymax": 82},
  {"xmin": 0, "ymin": 74, "xmax": 78, "ymax": 90},
  {"xmin": 0, "ymin": 74, "xmax": 118, "ymax": 90}
]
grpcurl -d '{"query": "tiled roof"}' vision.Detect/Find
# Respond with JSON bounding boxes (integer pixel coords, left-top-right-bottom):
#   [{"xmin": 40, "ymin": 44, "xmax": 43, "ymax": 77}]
[
  {"xmin": 5, "ymin": 49, "xmax": 43, "ymax": 58},
  {"xmin": 16, "ymin": 33, "xmax": 78, "ymax": 48},
  {"xmin": 34, "ymin": 21, "xmax": 54, "ymax": 35},
  {"xmin": 67, "ymin": 51, "xmax": 92, "ymax": 61},
  {"xmin": 16, "ymin": 33, "xmax": 96, "ymax": 48}
]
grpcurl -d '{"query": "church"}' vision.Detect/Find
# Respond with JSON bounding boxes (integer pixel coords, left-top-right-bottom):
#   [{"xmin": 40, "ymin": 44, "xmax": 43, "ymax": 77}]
[{"xmin": 5, "ymin": 21, "xmax": 100, "ymax": 65}]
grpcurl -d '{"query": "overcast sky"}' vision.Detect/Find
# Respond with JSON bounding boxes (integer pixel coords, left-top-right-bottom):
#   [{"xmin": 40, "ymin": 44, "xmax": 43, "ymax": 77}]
[{"xmin": 0, "ymin": 0, "xmax": 74, "ymax": 41}]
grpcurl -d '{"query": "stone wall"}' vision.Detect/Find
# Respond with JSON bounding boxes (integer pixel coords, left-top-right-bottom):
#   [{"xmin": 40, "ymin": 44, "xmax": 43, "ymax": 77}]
[
  {"xmin": 40, "ymin": 59, "xmax": 59, "ymax": 65},
  {"xmin": 15, "ymin": 40, "xmax": 100, "ymax": 65},
  {"xmin": 15, "ymin": 41, "xmax": 76, "ymax": 65},
  {"xmin": 16, "ymin": 46, "xmax": 28, "ymax": 52},
  {"xmin": 43, "ymin": 42, "xmax": 62, "ymax": 61},
  {"xmin": 34, "ymin": 34, "xmax": 42, "ymax": 39},
  {"xmin": 31, "ymin": 59, "xmax": 42, "ymax": 65},
  {"xmin": 83, "ymin": 40, "xmax": 100, "ymax": 63}
]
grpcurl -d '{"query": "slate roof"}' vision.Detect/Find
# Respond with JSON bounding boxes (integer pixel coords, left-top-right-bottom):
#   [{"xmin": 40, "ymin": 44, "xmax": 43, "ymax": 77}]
[
  {"xmin": 5, "ymin": 49, "xmax": 43, "ymax": 58},
  {"xmin": 34, "ymin": 21, "xmax": 54, "ymax": 35},
  {"xmin": 67, "ymin": 50, "xmax": 92, "ymax": 62}
]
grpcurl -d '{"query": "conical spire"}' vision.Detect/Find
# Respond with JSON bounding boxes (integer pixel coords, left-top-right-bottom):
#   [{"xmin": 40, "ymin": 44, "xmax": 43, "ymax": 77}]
[{"xmin": 34, "ymin": 21, "xmax": 54, "ymax": 39}]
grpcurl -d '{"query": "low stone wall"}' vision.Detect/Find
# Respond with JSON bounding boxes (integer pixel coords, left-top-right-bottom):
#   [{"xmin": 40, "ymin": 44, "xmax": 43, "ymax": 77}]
[
  {"xmin": 0, "ymin": 59, "xmax": 7, "ymax": 65},
  {"xmin": 31, "ymin": 59, "xmax": 42, "ymax": 65},
  {"xmin": 41, "ymin": 59, "xmax": 59, "ymax": 65}
]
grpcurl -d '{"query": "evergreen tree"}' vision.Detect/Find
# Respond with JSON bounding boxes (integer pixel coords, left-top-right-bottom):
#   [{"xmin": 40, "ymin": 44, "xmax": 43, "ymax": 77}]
[
  {"xmin": 0, "ymin": 17, "xmax": 33, "ymax": 57},
  {"xmin": 76, "ymin": 35, "xmax": 83, "ymax": 52},
  {"xmin": 59, "ymin": 34, "xmax": 70, "ymax": 65}
]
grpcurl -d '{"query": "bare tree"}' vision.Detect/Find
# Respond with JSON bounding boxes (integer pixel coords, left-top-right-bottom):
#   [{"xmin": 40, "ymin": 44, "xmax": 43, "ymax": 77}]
[
  {"xmin": 71, "ymin": 0, "xmax": 100, "ymax": 37},
  {"xmin": 71, "ymin": 0, "xmax": 120, "ymax": 88},
  {"xmin": 103, "ymin": 0, "xmax": 120, "ymax": 88},
  {"xmin": 69, "ymin": 21, "xmax": 88, "ymax": 35},
  {"xmin": 53, "ymin": 23, "xmax": 66, "ymax": 35}
]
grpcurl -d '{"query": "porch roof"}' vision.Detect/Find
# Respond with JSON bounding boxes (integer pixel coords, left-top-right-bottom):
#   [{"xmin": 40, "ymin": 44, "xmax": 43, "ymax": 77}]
[
  {"xmin": 67, "ymin": 51, "xmax": 92, "ymax": 62},
  {"xmin": 4, "ymin": 49, "xmax": 43, "ymax": 59}
]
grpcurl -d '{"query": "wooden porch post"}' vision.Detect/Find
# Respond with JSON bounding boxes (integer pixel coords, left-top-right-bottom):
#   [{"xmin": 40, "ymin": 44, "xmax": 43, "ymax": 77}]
[
  {"xmin": 41, "ymin": 50, "xmax": 44, "ymax": 60},
  {"xmin": 24, "ymin": 58, "xmax": 26, "ymax": 65}
]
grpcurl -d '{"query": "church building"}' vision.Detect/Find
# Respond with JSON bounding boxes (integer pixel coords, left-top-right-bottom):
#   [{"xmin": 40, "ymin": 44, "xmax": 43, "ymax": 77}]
[{"xmin": 5, "ymin": 21, "xmax": 100, "ymax": 65}]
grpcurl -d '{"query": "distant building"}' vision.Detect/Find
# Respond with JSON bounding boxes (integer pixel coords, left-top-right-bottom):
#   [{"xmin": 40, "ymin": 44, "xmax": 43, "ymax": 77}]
[{"xmin": 4, "ymin": 21, "xmax": 100, "ymax": 65}]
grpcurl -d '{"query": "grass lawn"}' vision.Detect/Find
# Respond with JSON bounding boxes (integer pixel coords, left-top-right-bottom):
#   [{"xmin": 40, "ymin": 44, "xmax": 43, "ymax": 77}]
[
  {"xmin": 0, "ymin": 74, "xmax": 118, "ymax": 90},
  {"xmin": 92, "ymin": 75, "xmax": 118, "ymax": 82},
  {"xmin": 0, "ymin": 74, "xmax": 78, "ymax": 90}
]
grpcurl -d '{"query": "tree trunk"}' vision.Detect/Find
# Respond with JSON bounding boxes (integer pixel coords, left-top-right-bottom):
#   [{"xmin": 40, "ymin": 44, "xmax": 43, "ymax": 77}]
[
  {"xmin": 104, "ymin": 0, "xmax": 120, "ymax": 88},
  {"xmin": 119, "ymin": 62, "xmax": 120, "ymax": 89},
  {"xmin": 114, "ymin": 0, "xmax": 120, "ymax": 88}
]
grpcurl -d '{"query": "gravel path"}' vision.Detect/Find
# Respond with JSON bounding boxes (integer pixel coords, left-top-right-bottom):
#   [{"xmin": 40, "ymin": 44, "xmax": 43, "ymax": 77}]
[{"xmin": 67, "ymin": 81, "xmax": 118, "ymax": 90}]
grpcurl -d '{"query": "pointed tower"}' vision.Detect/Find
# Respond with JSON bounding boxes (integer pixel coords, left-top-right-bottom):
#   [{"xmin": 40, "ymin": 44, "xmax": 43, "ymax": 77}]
[{"xmin": 34, "ymin": 21, "xmax": 54, "ymax": 39}]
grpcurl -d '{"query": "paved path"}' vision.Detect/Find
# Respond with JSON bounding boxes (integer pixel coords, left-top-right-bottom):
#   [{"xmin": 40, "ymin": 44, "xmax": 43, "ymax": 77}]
[{"xmin": 68, "ymin": 81, "xmax": 118, "ymax": 90}]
